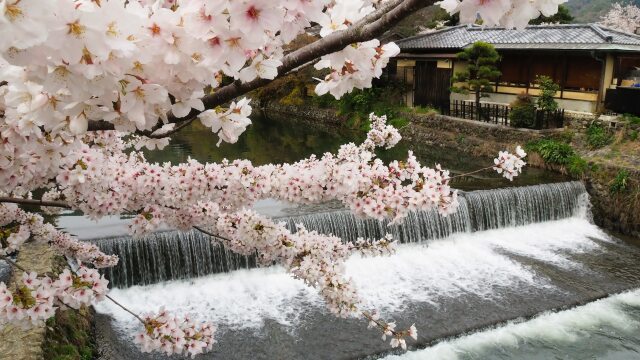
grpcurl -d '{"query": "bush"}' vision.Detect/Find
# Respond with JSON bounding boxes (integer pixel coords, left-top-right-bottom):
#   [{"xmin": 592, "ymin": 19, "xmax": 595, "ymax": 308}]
[
  {"xmin": 630, "ymin": 130, "xmax": 639, "ymax": 141},
  {"xmin": 586, "ymin": 122, "xmax": 612, "ymax": 149},
  {"xmin": 610, "ymin": 170, "xmax": 630, "ymax": 194},
  {"xmin": 526, "ymin": 139, "xmax": 575, "ymax": 165},
  {"xmin": 509, "ymin": 94, "xmax": 536, "ymax": 129},
  {"xmin": 535, "ymin": 75, "xmax": 560, "ymax": 112},
  {"xmin": 622, "ymin": 113, "xmax": 640, "ymax": 125},
  {"xmin": 567, "ymin": 155, "xmax": 588, "ymax": 178},
  {"xmin": 312, "ymin": 93, "xmax": 338, "ymax": 108},
  {"xmin": 279, "ymin": 87, "xmax": 305, "ymax": 106},
  {"xmin": 334, "ymin": 81, "xmax": 407, "ymax": 131}
]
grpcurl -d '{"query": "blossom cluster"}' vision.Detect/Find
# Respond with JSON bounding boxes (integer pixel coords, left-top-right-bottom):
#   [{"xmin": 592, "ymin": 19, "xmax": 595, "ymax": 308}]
[
  {"xmin": 134, "ymin": 308, "xmax": 216, "ymax": 358},
  {"xmin": 0, "ymin": 0, "xmax": 403, "ymax": 188},
  {"xmin": 0, "ymin": 202, "xmax": 118, "ymax": 268},
  {"xmin": 45, "ymin": 115, "xmax": 460, "ymax": 236},
  {"xmin": 0, "ymin": 267, "xmax": 108, "ymax": 328},
  {"xmin": 437, "ymin": 0, "xmax": 568, "ymax": 29},
  {"xmin": 0, "ymin": 273, "xmax": 56, "ymax": 328},
  {"xmin": 599, "ymin": 3, "xmax": 640, "ymax": 34},
  {"xmin": 366, "ymin": 310, "xmax": 418, "ymax": 349},
  {"xmin": 53, "ymin": 267, "xmax": 109, "ymax": 309},
  {"xmin": 314, "ymin": 40, "xmax": 400, "ymax": 99},
  {"xmin": 493, "ymin": 146, "xmax": 527, "ymax": 181}
]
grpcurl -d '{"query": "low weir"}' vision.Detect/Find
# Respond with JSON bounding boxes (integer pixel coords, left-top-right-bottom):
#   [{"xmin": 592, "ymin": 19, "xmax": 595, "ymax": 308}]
[{"xmin": 93, "ymin": 182, "xmax": 588, "ymax": 288}]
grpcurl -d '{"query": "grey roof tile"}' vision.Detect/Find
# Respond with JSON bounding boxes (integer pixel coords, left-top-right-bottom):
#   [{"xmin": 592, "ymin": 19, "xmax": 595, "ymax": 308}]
[{"xmin": 396, "ymin": 24, "xmax": 640, "ymax": 51}]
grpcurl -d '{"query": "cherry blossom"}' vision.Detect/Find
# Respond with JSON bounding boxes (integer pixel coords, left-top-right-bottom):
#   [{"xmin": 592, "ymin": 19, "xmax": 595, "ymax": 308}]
[
  {"xmin": 493, "ymin": 146, "xmax": 527, "ymax": 181},
  {"xmin": 599, "ymin": 3, "xmax": 640, "ymax": 34},
  {"xmin": 437, "ymin": 0, "xmax": 568, "ymax": 29},
  {"xmin": 53, "ymin": 267, "xmax": 109, "ymax": 309},
  {"xmin": 134, "ymin": 308, "xmax": 216, "ymax": 358}
]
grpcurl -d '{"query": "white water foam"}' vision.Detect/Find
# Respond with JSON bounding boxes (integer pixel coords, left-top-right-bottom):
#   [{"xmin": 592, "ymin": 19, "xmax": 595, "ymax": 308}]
[
  {"xmin": 95, "ymin": 217, "xmax": 608, "ymax": 336},
  {"xmin": 382, "ymin": 289, "xmax": 640, "ymax": 360}
]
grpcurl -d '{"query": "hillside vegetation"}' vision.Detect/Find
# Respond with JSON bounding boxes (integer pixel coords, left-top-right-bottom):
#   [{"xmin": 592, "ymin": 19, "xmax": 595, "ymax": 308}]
[{"xmin": 567, "ymin": 0, "xmax": 640, "ymax": 23}]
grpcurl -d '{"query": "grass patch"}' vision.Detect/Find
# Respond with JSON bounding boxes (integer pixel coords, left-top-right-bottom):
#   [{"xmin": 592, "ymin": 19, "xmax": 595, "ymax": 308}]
[
  {"xmin": 622, "ymin": 113, "xmax": 640, "ymax": 126},
  {"xmin": 412, "ymin": 106, "xmax": 440, "ymax": 116}
]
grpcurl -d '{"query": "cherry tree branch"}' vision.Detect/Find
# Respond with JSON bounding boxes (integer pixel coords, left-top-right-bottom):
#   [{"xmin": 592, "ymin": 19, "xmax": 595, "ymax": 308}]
[
  {"xmin": 0, "ymin": 254, "xmax": 27, "ymax": 272},
  {"xmin": 104, "ymin": 294, "xmax": 145, "ymax": 324},
  {"xmin": 1, "ymin": 251, "xmax": 147, "ymax": 324},
  {"xmin": 0, "ymin": 197, "xmax": 72, "ymax": 209},
  {"xmin": 87, "ymin": 0, "xmax": 435, "ymax": 134}
]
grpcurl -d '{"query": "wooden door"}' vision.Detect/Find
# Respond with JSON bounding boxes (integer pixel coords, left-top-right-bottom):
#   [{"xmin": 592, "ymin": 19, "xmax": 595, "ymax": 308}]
[{"xmin": 414, "ymin": 61, "xmax": 452, "ymax": 111}]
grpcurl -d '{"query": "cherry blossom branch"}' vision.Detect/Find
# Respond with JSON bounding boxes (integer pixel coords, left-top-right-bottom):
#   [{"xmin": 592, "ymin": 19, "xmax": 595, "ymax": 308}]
[
  {"xmin": 104, "ymin": 293, "xmax": 145, "ymax": 324},
  {"xmin": 1, "ymin": 251, "xmax": 145, "ymax": 325},
  {"xmin": 0, "ymin": 254, "xmax": 27, "ymax": 272},
  {"xmin": 192, "ymin": 225, "xmax": 232, "ymax": 243},
  {"xmin": 87, "ymin": 0, "xmax": 434, "ymax": 133},
  {"xmin": 449, "ymin": 161, "xmax": 509, "ymax": 180},
  {"xmin": 0, "ymin": 197, "xmax": 72, "ymax": 209}
]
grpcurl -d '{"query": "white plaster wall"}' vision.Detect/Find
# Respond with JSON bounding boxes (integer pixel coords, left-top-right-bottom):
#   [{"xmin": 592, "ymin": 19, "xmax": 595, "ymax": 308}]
[{"xmin": 450, "ymin": 93, "xmax": 596, "ymax": 113}]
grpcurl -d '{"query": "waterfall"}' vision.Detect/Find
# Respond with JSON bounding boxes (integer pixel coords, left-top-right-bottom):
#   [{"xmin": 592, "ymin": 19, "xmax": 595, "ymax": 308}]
[
  {"xmin": 464, "ymin": 181, "xmax": 588, "ymax": 231},
  {"xmin": 279, "ymin": 201, "xmax": 471, "ymax": 244},
  {"xmin": 96, "ymin": 230, "xmax": 256, "ymax": 288},
  {"xmin": 92, "ymin": 182, "xmax": 588, "ymax": 288}
]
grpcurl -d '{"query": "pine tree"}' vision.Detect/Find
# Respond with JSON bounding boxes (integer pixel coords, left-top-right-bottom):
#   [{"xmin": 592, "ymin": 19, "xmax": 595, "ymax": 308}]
[{"xmin": 451, "ymin": 42, "xmax": 502, "ymax": 120}]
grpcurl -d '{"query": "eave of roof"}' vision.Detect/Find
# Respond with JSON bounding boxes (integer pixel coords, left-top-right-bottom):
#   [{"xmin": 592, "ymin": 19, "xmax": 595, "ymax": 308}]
[{"xmin": 396, "ymin": 24, "xmax": 640, "ymax": 53}]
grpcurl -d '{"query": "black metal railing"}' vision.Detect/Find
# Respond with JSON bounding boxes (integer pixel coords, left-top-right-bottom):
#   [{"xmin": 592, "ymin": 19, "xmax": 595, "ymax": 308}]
[{"xmin": 443, "ymin": 100, "xmax": 565, "ymax": 129}]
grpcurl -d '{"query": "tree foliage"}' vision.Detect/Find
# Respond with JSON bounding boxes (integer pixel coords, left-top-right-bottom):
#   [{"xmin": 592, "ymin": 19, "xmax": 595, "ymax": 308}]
[
  {"xmin": 451, "ymin": 42, "xmax": 501, "ymax": 118},
  {"xmin": 529, "ymin": 5, "xmax": 574, "ymax": 24},
  {"xmin": 510, "ymin": 93, "xmax": 537, "ymax": 129},
  {"xmin": 535, "ymin": 75, "xmax": 560, "ymax": 112}
]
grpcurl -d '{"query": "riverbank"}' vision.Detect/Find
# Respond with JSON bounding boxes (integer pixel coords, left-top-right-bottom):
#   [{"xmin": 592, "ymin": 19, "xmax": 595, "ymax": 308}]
[{"xmin": 263, "ymin": 103, "xmax": 640, "ymax": 237}]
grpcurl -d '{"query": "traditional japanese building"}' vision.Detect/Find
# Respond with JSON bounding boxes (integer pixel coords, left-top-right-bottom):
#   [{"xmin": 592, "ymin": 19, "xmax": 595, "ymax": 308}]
[{"xmin": 394, "ymin": 24, "xmax": 640, "ymax": 115}]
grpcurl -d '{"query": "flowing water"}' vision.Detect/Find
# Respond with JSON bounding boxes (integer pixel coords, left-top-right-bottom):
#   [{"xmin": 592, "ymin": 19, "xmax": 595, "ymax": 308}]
[
  {"xmin": 92, "ymin": 181, "xmax": 640, "ymax": 359},
  {"xmin": 93, "ymin": 182, "xmax": 586, "ymax": 288}
]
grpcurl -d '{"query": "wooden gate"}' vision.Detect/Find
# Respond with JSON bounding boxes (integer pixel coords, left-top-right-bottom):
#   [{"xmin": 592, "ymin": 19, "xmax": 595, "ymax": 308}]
[{"xmin": 414, "ymin": 61, "xmax": 452, "ymax": 111}]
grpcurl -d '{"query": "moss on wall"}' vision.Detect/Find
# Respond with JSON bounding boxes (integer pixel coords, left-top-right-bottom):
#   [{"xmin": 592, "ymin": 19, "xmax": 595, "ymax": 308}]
[
  {"xmin": 43, "ymin": 306, "xmax": 95, "ymax": 360},
  {"xmin": 42, "ymin": 255, "xmax": 96, "ymax": 360}
]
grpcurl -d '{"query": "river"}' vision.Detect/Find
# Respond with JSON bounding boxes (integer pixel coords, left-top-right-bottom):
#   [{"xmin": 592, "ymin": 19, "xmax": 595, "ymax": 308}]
[{"xmin": 54, "ymin": 113, "xmax": 640, "ymax": 359}]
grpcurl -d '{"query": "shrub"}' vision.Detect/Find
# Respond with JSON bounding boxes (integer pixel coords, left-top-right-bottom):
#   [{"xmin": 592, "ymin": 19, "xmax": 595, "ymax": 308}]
[
  {"xmin": 279, "ymin": 86, "xmax": 305, "ymax": 106},
  {"xmin": 630, "ymin": 130, "xmax": 639, "ymax": 141},
  {"xmin": 509, "ymin": 93, "xmax": 536, "ymax": 129},
  {"xmin": 622, "ymin": 113, "xmax": 640, "ymax": 125},
  {"xmin": 525, "ymin": 139, "xmax": 575, "ymax": 165},
  {"xmin": 610, "ymin": 170, "xmax": 630, "ymax": 194},
  {"xmin": 312, "ymin": 93, "xmax": 337, "ymax": 108},
  {"xmin": 334, "ymin": 81, "xmax": 407, "ymax": 131},
  {"xmin": 586, "ymin": 122, "xmax": 612, "ymax": 149},
  {"xmin": 535, "ymin": 75, "xmax": 560, "ymax": 112},
  {"xmin": 567, "ymin": 155, "xmax": 588, "ymax": 178}
]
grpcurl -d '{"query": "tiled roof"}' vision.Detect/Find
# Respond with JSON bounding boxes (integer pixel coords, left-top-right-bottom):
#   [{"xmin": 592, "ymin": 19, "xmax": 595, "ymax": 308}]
[{"xmin": 396, "ymin": 24, "xmax": 640, "ymax": 52}]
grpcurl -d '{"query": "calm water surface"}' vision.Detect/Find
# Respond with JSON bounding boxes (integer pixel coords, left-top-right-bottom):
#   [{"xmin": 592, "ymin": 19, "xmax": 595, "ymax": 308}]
[{"xmin": 143, "ymin": 112, "xmax": 568, "ymax": 191}]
